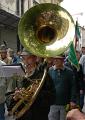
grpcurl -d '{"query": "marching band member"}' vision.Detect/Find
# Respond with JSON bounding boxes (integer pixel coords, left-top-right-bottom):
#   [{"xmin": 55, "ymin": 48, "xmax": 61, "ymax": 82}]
[{"xmin": 13, "ymin": 49, "xmax": 56, "ymax": 120}]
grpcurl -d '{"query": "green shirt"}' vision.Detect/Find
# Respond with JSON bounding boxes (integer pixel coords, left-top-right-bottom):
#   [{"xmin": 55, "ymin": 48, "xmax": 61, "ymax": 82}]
[{"xmin": 49, "ymin": 66, "xmax": 77, "ymax": 105}]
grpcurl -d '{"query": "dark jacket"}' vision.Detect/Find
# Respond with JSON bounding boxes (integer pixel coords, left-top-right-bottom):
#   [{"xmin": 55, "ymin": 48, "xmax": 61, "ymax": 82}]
[
  {"xmin": 16, "ymin": 67, "xmax": 55, "ymax": 120},
  {"xmin": 71, "ymin": 64, "xmax": 84, "ymax": 92},
  {"xmin": 48, "ymin": 66, "xmax": 77, "ymax": 105},
  {"xmin": 65, "ymin": 62, "xmax": 84, "ymax": 92}
]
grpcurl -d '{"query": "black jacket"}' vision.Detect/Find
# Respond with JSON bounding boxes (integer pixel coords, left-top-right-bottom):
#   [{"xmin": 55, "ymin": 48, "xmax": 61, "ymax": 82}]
[{"xmin": 16, "ymin": 68, "xmax": 55, "ymax": 120}]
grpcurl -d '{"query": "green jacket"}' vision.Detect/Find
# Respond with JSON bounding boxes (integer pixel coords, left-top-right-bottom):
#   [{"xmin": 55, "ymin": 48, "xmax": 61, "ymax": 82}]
[{"xmin": 48, "ymin": 66, "xmax": 77, "ymax": 105}]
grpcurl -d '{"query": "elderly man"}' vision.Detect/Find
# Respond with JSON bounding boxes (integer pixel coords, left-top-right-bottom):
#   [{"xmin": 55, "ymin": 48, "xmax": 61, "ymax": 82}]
[
  {"xmin": 48, "ymin": 55, "xmax": 77, "ymax": 120},
  {"xmin": 12, "ymin": 49, "xmax": 55, "ymax": 120}
]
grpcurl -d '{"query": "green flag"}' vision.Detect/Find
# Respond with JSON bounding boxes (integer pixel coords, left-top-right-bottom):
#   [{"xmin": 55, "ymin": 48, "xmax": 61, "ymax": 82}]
[{"xmin": 68, "ymin": 42, "xmax": 79, "ymax": 70}]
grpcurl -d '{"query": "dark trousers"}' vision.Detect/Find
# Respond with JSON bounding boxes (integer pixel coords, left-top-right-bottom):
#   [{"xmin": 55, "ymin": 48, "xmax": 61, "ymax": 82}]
[
  {"xmin": 80, "ymin": 94, "xmax": 84, "ymax": 109},
  {"xmin": 16, "ymin": 107, "xmax": 49, "ymax": 120},
  {"xmin": 0, "ymin": 102, "xmax": 5, "ymax": 120}
]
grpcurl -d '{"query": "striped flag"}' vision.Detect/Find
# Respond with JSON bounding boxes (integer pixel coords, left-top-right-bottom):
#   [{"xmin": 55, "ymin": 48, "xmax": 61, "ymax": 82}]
[{"xmin": 68, "ymin": 42, "xmax": 80, "ymax": 70}]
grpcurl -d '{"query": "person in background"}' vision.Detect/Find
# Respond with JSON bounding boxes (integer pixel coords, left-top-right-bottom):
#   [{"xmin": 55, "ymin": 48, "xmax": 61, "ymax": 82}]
[
  {"xmin": 48, "ymin": 55, "xmax": 77, "ymax": 120},
  {"xmin": 65, "ymin": 50, "xmax": 84, "ymax": 110},
  {"xmin": 0, "ymin": 60, "xmax": 6, "ymax": 120},
  {"xmin": 75, "ymin": 50, "xmax": 84, "ymax": 110},
  {"xmin": 0, "ymin": 44, "xmax": 12, "ymax": 64},
  {"xmin": 81, "ymin": 46, "xmax": 85, "ymax": 55},
  {"xmin": 7, "ymin": 48, "xmax": 22, "ymax": 64},
  {"xmin": 79, "ymin": 51, "xmax": 85, "ymax": 95},
  {"xmin": 0, "ymin": 45, "xmax": 12, "ymax": 115}
]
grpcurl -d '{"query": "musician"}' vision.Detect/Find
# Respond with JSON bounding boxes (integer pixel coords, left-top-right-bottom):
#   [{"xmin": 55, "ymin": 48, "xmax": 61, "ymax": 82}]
[{"xmin": 13, "ymin": 49, "xmax": 56, "ymax": 120}]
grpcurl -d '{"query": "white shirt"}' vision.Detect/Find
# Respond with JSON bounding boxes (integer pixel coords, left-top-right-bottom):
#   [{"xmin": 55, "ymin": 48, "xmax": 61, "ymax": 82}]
[
  {"xmin": 0, "ymin": 60, "xmax": 6, "ymax": 66},
  {"xmin": 0, "ymin": 60, "xmax": 6, "ymax": 104},
  {"xmin": 79, "ymin": 55, "xmax": 85, "ymax": 75}
]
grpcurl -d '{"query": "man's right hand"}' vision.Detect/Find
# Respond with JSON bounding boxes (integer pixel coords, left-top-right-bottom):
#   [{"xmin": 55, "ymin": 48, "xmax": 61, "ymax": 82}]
[{"xmin": 66, "ymin": 109, "xmax": 85, "ymax": 120}]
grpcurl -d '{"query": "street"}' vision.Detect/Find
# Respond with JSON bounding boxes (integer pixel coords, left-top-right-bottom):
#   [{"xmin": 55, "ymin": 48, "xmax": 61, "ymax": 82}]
[{"xmin": 5, "ymin": 97, "xmax": 85, "ymax": 120}]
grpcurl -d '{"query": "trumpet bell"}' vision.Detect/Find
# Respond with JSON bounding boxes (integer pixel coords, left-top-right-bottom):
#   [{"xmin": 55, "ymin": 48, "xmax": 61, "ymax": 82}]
[{"xmin": 18, "ymin": 3, "xmax": 75, "ymax": 57}]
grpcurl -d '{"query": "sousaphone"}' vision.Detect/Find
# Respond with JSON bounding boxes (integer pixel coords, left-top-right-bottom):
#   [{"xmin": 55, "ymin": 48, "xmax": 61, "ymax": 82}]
[{"xmin": 12, "ymin": 3, "xmax": 75, "ymax": 118}]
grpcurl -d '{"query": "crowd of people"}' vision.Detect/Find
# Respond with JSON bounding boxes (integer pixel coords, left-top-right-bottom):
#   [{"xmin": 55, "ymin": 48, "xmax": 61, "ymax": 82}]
[{"xmin": 0, "ymin": 44, "xmax": 85, "ymax": 120}]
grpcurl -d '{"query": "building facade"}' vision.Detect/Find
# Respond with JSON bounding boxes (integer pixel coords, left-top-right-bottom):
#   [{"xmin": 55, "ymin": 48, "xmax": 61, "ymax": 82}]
[
  {"xmin": 0, "ymin": 0, "xmax": 39, "ymax": 51},
  {"xmin": 0, "ymin": 0, "xmax": 63, "ymax": 51},
  {"xmin": 0, "ymin": 0, "xmax": 19, "ymax": 51}
]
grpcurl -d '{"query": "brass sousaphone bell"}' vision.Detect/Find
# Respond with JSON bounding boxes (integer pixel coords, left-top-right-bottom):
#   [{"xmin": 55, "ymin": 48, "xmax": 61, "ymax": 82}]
[
  {"xmin": 12, "ymin": 3, "xmax": 75, "ymax": 118},
  {"xmin": 18, "ymin": 3, "xmax": 75, "ymax": 57}
]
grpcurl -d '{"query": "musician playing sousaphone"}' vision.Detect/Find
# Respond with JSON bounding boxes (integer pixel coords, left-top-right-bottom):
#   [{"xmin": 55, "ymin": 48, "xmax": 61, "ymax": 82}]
[
  {"xmin": 11, "ymin": 1, "xmax": 77, "ymax": 119},
  {"xmin": 12, "ymin": 49, "xmax": 56, "ymax": 120}
]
